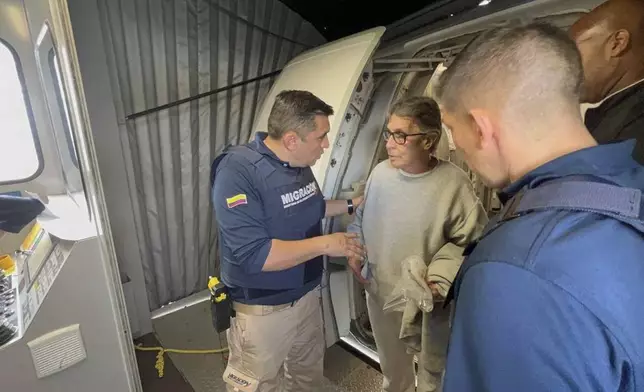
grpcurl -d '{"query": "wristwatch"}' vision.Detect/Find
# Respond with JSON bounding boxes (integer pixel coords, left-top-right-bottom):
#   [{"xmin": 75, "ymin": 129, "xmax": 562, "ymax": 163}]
[{"xmin": 347, "ymin": 199, "xmax": 354, "ymax": 215}]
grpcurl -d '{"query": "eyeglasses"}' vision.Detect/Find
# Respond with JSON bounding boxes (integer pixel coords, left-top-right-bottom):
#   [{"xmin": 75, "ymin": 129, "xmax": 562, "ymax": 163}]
[{"xmin": 381, "ymin": 129, "xmax": 427, "ymax": 145}]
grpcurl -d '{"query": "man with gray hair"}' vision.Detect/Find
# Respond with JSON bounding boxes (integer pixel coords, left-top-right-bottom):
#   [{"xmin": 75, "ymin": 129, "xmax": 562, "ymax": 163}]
[
  {"xmin": 435, "ymin": 23, "xmax": 644, "ymax": 391},
  {"xmin": 347, "ymin": 96, "xmax": 487, "ymax": 392},
  {"xmin": 212, "ymin": 89, "xmax": 365, "ymax": 391}
]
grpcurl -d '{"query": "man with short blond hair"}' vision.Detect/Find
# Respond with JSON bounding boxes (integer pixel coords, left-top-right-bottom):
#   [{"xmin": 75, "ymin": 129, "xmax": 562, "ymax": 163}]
[{"xmin": 436, "ymin": 22, "xmax": 644, "ymax": 392}]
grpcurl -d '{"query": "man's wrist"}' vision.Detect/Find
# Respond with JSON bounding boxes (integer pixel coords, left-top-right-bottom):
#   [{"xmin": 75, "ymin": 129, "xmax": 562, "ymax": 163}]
[
  {"xmin": 312, "ymin": 235, "xmax": 330, "ymax": 256},
  {"xmin": 347, "ymin": 199, "xmax": 354, "ymax": 215}
]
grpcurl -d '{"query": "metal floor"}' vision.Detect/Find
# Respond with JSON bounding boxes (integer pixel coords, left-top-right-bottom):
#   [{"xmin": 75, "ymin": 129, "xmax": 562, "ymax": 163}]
[{"xmin": 149, "ymin": 297, "xmax": 382, "ymax": 391}]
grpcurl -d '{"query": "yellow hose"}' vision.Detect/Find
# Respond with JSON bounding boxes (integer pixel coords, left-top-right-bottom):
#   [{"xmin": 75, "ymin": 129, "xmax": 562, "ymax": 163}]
[{"xmin": 135, "ymin": 344, "xmax": 229, "ymax": 378}]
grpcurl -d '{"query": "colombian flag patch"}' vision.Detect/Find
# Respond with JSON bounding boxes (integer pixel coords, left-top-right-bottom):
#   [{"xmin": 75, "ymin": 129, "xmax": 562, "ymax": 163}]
[{"xmin": 226, "ymin": 194, "xmax": 248, "ymax": 208}]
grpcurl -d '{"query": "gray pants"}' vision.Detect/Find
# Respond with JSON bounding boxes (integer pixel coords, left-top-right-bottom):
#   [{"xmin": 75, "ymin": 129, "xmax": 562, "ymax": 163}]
[
  {"xmin": 367, "ymin": 292, "xmax": 446, "ymax": 392},
  {"xmin": 367, "ymin": 292, "xmax": 415, "ymax": 392},
  {"xmin": 223, "ymin": 287, "xmax": 325, "ymax": 391}
]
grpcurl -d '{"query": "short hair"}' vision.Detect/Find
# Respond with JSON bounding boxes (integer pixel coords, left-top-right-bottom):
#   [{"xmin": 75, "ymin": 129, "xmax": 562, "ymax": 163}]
[
  {"xmin": 389, "ymin": 96, "xmax": 442, "ymax": 151},
  {"xmin": 435, "ymin": 23, "xmax": 583, "ymax": 119},
  {"xmin": 267, "ymin": 90, "xmax": 334, "ymax": 139}
]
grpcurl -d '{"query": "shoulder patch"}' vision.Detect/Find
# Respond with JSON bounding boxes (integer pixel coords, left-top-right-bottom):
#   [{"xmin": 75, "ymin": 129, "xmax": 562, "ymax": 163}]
[{"xmin": 226, "ymin": 194, "xmax": 248, "ymax": 208}]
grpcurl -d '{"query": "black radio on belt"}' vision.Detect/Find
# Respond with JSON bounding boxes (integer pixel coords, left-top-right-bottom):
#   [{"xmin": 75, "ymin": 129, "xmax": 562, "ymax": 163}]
[{"xmin": 208, "ymin": 276, "xmax": 234, "ymax": 333}]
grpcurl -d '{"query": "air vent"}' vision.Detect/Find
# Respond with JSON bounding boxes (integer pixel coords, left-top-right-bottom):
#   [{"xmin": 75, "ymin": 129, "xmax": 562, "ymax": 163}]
[{"xmin": 27, "ymin": 324, "xmax": 87, "ymax": 378}]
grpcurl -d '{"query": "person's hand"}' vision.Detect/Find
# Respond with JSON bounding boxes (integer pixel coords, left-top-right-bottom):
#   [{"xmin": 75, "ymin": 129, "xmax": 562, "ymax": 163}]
[
  {"xmin": 324, "ymin": 232, "xmax": 365, "ymax": 260},
  {"xmin": 352, "ymin": 195, "xmax": 364, "ymax": 210},
  {"xmin": 428, "ymin": 282, "xmax": 445, "ymax": 302},
  {"xmin": 348, "ymin": 255, "xmax": 368, "ymax": 284}
]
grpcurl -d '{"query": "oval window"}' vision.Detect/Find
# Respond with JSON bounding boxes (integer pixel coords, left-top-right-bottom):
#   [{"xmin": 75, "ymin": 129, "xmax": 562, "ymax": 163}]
[{"xmin": 0, "ymin": 40, "xmax": 42, "ymax": 183}]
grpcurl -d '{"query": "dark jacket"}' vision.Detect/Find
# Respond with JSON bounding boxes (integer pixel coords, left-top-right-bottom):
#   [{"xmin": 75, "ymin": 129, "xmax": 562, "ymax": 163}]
[
  {"xmin": 585, "ymin": 81, "xmax": 644, "ymax": 164},
  {"xmin": 443, "ymin": 141, "xmax": 644, "ymax": 392}
]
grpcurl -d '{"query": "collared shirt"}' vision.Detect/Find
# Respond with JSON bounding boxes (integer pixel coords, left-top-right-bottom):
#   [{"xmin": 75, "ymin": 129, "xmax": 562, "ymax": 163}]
[
  {"xmin": 443, "ymin": 141, "xmax": 644, "ymax": 392},
  {"xmin": 582, "ymin": 77, "xmax": 644, "ymax": 112}
]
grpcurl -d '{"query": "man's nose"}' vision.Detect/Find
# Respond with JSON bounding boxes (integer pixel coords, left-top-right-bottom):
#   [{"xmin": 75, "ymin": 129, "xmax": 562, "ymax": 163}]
[
  {"xmin": 322, "ymin": 136, "xmax": 330, "ymax": 149},
  {"xmin": 385, "ymin": 136, "xmax": 398, "ymax": 149}
]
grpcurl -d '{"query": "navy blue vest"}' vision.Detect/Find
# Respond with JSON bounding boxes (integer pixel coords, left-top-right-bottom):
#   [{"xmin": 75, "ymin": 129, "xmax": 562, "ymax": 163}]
[{"xmin": 211, "ymin": 141, "xmax": 325, "ymax": 304}]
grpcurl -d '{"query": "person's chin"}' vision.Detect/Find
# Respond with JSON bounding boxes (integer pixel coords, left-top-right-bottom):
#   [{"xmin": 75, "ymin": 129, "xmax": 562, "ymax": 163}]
[{"xmin": 388, "ymin": 156, "xmax": 401, "ymax": 168}]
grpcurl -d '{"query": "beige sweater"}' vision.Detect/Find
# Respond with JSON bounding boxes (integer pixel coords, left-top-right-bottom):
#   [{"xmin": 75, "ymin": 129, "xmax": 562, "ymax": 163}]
[
  {"xmin": 348, "ymin": 158, "xmax": 488, "ymax": 391},
  {"xmin": 348, "ymin": 158, "xmax": 488, "ymax": 301}
]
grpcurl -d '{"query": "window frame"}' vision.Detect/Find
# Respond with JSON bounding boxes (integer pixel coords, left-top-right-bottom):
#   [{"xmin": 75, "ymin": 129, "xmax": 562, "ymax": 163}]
[
  {"xmin": 48, "ymin": 47, "xmax": 79, "ymax": 168},
  {"xmin": 0, "ymin": 37, "xmax": 45, "ymax": 185}
]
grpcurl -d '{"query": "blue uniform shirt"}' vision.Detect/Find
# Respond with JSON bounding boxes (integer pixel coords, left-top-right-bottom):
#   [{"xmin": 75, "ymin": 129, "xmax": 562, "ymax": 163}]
[
  {"xmin": 444, "ymin": 141, "xmax": 644, "ymax": 392},
  {"xmin": 211, "ymin": 132, "xmax": 326, "ymax": 305}
]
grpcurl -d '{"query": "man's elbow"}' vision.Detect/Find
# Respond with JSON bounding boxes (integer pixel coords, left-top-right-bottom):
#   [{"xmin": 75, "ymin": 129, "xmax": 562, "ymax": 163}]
[{"xmin": 232, "ymin": 239, "xmax": 272, "ymax": 274}]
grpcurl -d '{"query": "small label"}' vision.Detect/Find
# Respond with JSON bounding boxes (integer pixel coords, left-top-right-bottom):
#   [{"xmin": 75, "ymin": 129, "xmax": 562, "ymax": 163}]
[{"xmin": 222, "ymin": 366, "xmax": 258, "ymax": 392}]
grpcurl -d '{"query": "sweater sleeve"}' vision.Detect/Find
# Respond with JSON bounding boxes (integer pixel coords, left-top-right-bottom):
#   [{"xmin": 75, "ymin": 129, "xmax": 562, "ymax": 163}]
[
  {"xmin": 425, "ymin": 177, "xmax": 488, "ymax": 294},
  {"xmin": 446, "ymin": 184, "xmax": 488, "ymax": 248},
  {"xmin": 346, "ymin": 168, "xmax": 377, "ymax": 244}
]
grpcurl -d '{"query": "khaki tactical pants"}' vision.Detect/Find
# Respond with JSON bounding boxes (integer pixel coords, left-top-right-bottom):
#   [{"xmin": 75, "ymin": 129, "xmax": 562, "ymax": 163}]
[{"xmin": 222, "ymin": 287, "xmax": 325, "ymax": 391}]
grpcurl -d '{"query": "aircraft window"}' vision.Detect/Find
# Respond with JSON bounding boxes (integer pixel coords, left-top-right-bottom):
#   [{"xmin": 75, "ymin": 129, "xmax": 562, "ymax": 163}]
[
  {"xmin": 49, "ymin": 49, "xmax": 78, "ymax": 167},
  {"xmin": 0, "ymin": 40, "xmax": 42, "ymax": 184}
]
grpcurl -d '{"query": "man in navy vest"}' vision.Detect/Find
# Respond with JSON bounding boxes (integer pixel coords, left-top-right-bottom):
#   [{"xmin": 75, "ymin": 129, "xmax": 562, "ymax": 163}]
[
  {"xmin": 212, "ymin": 90, "xmax": 365, "ymax": 391},
  {"xmin": 435, "ymin": 23, "xmax": 644, "ymax": 391}
]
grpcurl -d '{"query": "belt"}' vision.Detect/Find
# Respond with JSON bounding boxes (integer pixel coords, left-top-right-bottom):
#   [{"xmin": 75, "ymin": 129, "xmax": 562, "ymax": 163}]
[{"xmin": 232, "ymin": 300, "xmax": 297, "ymax": 316}]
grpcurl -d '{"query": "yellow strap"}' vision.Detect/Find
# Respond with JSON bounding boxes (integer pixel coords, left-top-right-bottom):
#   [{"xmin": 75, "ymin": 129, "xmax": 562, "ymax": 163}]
[{"xmin": 135, "ymin": 344, "xmax": 229, "ymax": 378}]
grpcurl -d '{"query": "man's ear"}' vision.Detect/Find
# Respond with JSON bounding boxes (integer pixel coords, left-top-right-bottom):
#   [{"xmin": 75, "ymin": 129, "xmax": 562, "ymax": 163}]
[
  {"xmin": 469, "ymin": 108, "xmax": 496, "ymax": 149},
  {"xmin": 282, "ymin": 131, "xmax": 299, "ymax": 151},
  {"xmin": 611, "ymin": 29, "xmax": 631, "ymax": 57},
  {"xmin": 422, "ymin": 135, "xmax": 436, "ymax": 151}
]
